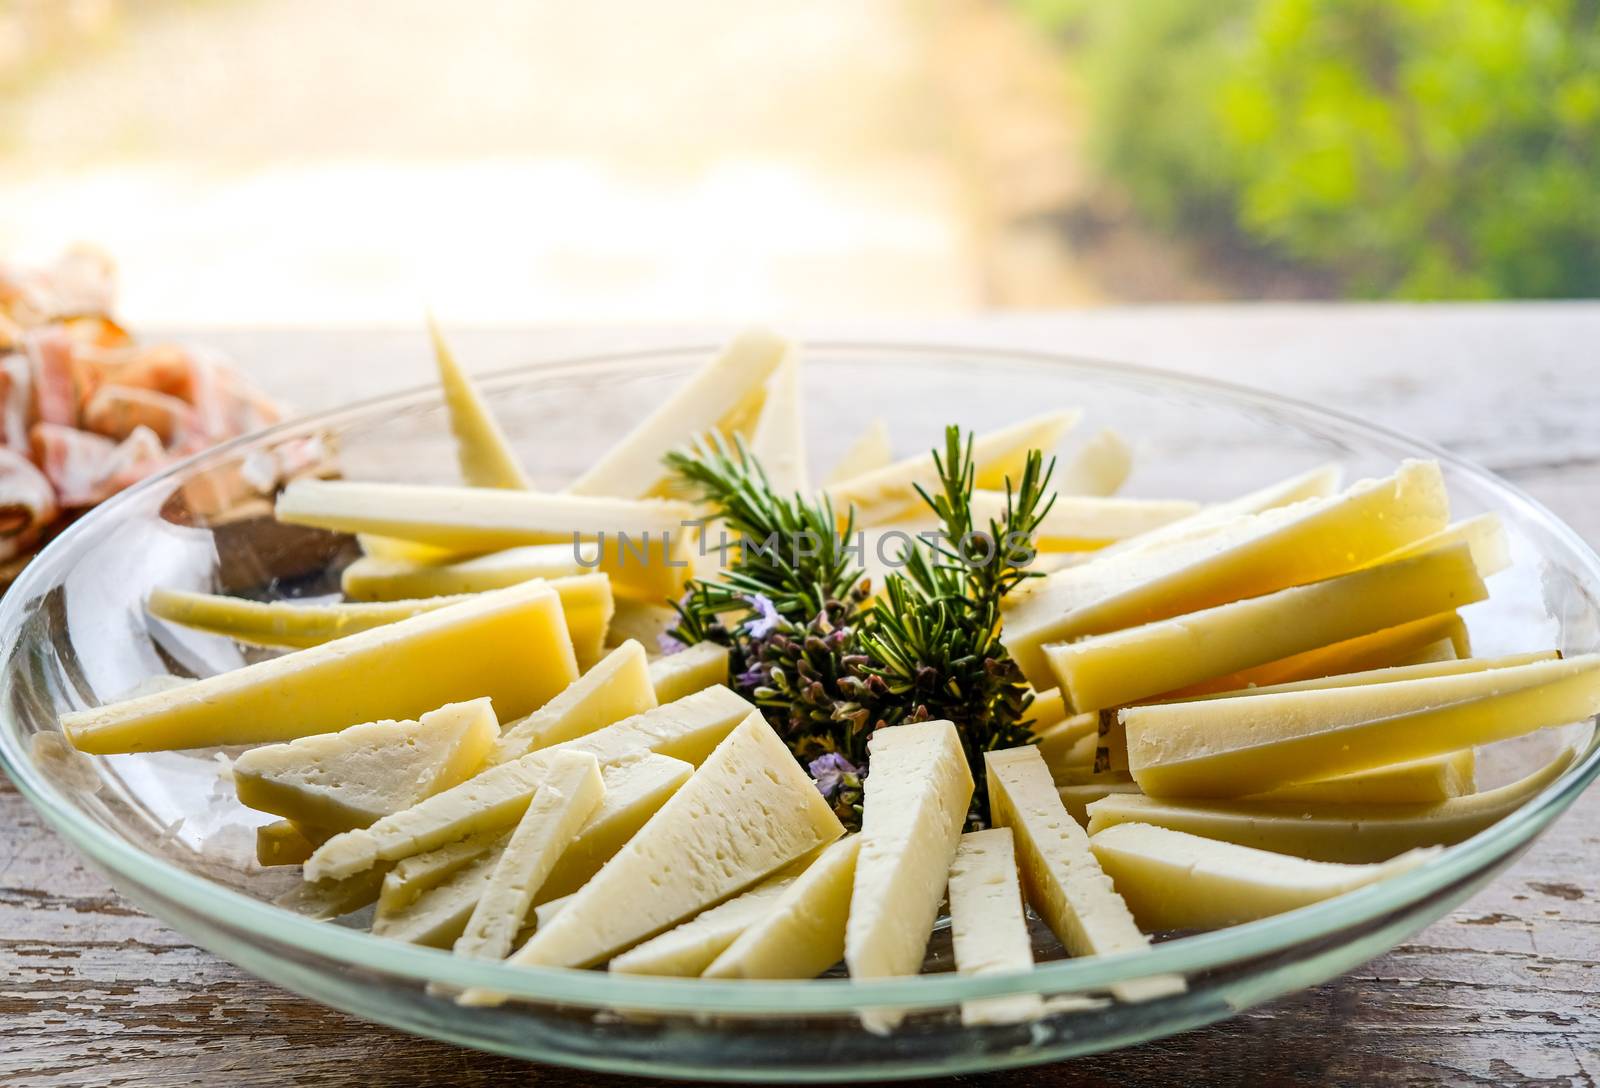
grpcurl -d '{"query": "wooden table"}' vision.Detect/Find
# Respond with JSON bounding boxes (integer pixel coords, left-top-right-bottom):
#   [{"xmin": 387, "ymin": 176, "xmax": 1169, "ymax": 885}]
[{"xmin": 5, "ymin": 308, "xmax": 1598, "ymax": 1086}]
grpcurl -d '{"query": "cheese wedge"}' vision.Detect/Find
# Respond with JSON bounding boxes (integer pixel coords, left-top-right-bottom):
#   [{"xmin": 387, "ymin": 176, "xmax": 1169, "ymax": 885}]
[
  {"xmin": 277, "ymin": 478, "xmax": 697, "ymax": 553},
  {"xmin": 308, "ymin": 690, "xmax": 749, "ymax": 880},
  {"xmin": 1124, "ymin": 654, "xmax": 1600, "ymax": 798},
  {"xmin": 704, "ymin": 835, "xmax": 861, "ymax": 980},
  {"xmin": 985, "ymin": 745, "xmax": 1178, "ymax": 1002},
  {"xmin": 845, "ymin": 720, "xmax": 973, "ymax": 1019},
  {"xmin": 1086, "ymin": 746, "xmax": 1577, "ymax": 863},
  {"xmin": 372, "ymin": 848, "xmax": 501, "ymax": 947},
  {"xmin": 565, "ymin": 330, "xmax": 789, "ymax": 498},
  {"xmin": 340, "ymin": 545, "xmax": 590, "ymax": 599},
  {"xmin": 825, "ymin": 418, "xmax": 892, "ymax": 485},
  {"xmin": 1046, "ymin": 543, "xmax": 1488, "ymax": 712},
  {"xmin": 255, "ymin": 820, "xmax": 333, "ymax": 866},
  {"xmin": 234, "ymin": 699, "xmax": 498, "ymax": 831},
  {"xmin": 1105, "ymin": 462, "xmax": 1343, "ymax": 557},
  {"xmin": 429, "ymin": 318, "xmax": 531, "ymax": 490},
  {"xmin": 974, "ymin": 493, "xmax": 1198, "ymax": 553},
  {"xmin": 64, "ymin": 581, "xmax": 578, "ymax": 754},
  {"xmin": 147, "ymin": 588, "xmax": 466, "ymax": 650},
  {"xmin": 1054, "ymin": 428, "xmax": 1132, "ymax": 497},
  {"xmin": 1255, "ymin": 749, "xmax": 1476, "ymax": 804},
  {"xmin": 829, "ymin": 412, "xmax": 1078, "ymax": 526},
  {"xmin": 1004, "ymin": 460, "xmax": 1449, "ymax": 689},
  {"xmin": 608, "ymin": 870, "xmax": 799, "ymax": 976},
  {"xmin": 490, "ymin": 712, "xmax": 843, "ymax": 980},
  {"xmin": 648, "ymin": 642, "xmax": 731, "ymax": 705},
  {"xmin": 1090, "ymin": 823, "xmax": 1440, "ymax": 931},
  {"xmin": 375, "ymin": 754, "xmax": 691, "ymax": 932},
  {"xmin": 453, "ymin": 751, "xmax": 605, "ymax": 962},
  {"xmin": 747, "ymin": 355, "xmax": 808, "ymax": 496},
  {"xmin": 494, "ymin": 640, "xmax": 658, "ymax": 764},
  {"xmin": 1192, "ymin": 611, "xmax": 1472, "ymax": 694},
  {"xmin": 947, "ymin": 828, "xmax": 1042, "ymax": 1026}
]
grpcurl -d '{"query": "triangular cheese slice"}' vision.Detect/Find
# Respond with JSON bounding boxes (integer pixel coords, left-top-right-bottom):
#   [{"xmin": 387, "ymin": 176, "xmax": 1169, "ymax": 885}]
[
  {"xmin": 608, "ymin": 868, "xmax": 800, "ymax": 976},
  {"xmin": 233, "ymin": 698, "xmax": 498, "ymax": 831},
  {"xmin": 429, "ymin": 317, "xmax": 531, "ymax": 490},
  {"xmin": 705, "ymin": 835, "xmax": 860, "ymax": 980},
  {"xmin": 485, "ymin": 712, "xmax": 843, "ymax": 980},
  {"xmin": 495, "ymin": 639, "xmax": 658, "ymax": 763},
  {"xmin": 647, "ymin": 642, "xmax": 730, "ymax": 705},
  {"xmin": 747, "ymin": 354, "xmax": 808, "ymax": 496}
]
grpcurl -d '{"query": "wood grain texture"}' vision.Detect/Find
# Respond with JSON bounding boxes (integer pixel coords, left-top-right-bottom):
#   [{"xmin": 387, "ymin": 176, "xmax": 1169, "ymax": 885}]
[{"xmin": 4, "ymin": 309, "xmax": 1599, "ymax": 1086}]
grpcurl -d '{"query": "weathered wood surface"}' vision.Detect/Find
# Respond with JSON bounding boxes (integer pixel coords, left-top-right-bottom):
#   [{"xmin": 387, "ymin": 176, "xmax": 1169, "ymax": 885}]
[{"xmin": 4, "ymin": 308, "xmax": 1599, "ymax": 1086}]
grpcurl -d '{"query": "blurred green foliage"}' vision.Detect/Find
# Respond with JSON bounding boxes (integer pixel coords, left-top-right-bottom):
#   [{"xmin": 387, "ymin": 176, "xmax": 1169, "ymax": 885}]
[{"xmin": 1020, "ymin": 0, "xmax": 1600, "ymax": 298}]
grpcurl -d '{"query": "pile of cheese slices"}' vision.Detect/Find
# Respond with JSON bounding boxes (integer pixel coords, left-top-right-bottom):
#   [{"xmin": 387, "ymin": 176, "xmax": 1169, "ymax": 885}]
[{"xmin": 58, "ymin": 329, "xmax": 1599, "ymax": 1023}]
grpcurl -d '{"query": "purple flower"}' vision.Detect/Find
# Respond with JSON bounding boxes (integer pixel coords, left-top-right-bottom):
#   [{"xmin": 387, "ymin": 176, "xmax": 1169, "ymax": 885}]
[
  {"xmin": 656, "ymin": 630, "xmax": 688, "ymax": 655},
  {"xmin": 742, "ymin": 593, "xmax": 782, "ymax": 640},
  {"xmin": 735, "ymin": 660, "xmax": 769, "ymax": 690},
  {"xmin": 809, "ymin": 752, "xmax": 860, "ymax": 798}
]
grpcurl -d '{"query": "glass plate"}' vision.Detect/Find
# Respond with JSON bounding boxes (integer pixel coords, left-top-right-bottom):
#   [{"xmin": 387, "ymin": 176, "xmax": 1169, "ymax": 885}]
[{"xmin": 3, "ymin": 343, "xmax": 1598, "ymax": 1081}]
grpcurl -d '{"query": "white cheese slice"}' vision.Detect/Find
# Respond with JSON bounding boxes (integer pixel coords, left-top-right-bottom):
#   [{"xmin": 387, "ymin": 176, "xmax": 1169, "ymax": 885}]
[
  {"xmin": 1053, "ymin": 428, "xmax": 1132, "ymax": 497},
  {"xmin": 647, "ymin": 642, "xmax": 730, "ymax": 705},
  {"xmin": 494, "ymin": 640, "xmax": 658, "ymax": 764},
  {"xmin": 565, "ymin": 329, "xmax": 791, "ymax": 498},
  {"xmin": 985, "ymin": 745, "xmax": 1182, "ymax": 1002},
  {"xmin": 947, "ymin": 827, "xmax": 1042, "ymax": 1026},
  {"xmin": 746, "ymin": 354, "xmax": 808, "ymax": 496},
  {"xmin": 372, "ymin": 848, "xmax": 501, "ymax": 947},
  {"xmin": 824, "ymin": 418, "xmax": 892, "ymax": 485},
  {"xmin": 704, "ymin": 834, "xmax": 860, "ymax": 980},
  {"xmin": 65, "ymin": 581, "xmax": 578, "ymax": 754},
  {"xmin": 234, "ymin": 698, "xmax": 498, "ymax": 831},
  {"xmin": 1090, "ymin": 822, "xmax": 1440, "ymax": 932},
  {"xmin": 845, "ymin": 720, "xmax": 973, "ymax": 1030},
  {"xmin": 453, "ymin": 751, "xmax": 605, "ymax": 962},
  {"xmin": 541, "ymin": 684, "xmax": 757, "ymax": 768},
  {"xmin": 378, "ymin": 828, "xmax": 511, "ymax": 916},
  {"xmin": 829, "ymin": 412, "xmax": 1077, "ymax": 525},
  {"xmin": 429, "ymin": 317, "xmax": 531, "ymax": 490},
  {"xmin": 482, "ymin": 711, "xmax": 843, "ymax": 984},
  {"xmin": 608, "ymin": 869, "xmax": 800, "ymax": 977}
]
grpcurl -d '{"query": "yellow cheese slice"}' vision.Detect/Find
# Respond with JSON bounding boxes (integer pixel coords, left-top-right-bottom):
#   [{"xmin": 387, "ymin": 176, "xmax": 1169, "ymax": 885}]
[
  {"xmin": 486, "ymin": 712, "xmax": 843, "ymax": 982},
  {"xmin": 606, "ymin": 598, "xmax": 680, "ymax": 651},
  {"xmin": 1028, "ymin": 687, "xmax": 1069, "ymax": 733},
  {"xmin": 825, "ymin": 418, "xmax": 892, "ymax": 486},
  {"xmin": 357, "ymin": 534, "xmax": 476, "ymax": 564},
  {"xmin": 985, "ymin": 745, "xmax": 1180, "ymax": 1002},
  {"xmin": 255, "ymin": 820, "xmax": 333, "ymax": 866},
  {"xmin": 608, "ymin": 870, "xmax": 800, "ymax": 976},
  {"xmin": 1375, "ymin": 512, "xmax": 1510, "ymax": 575},
  {"xmin": 846, "ymin": 719, "xmax": 974, "ymax": 1029},
  {"xmin": 308, "ymin": 689, "xmax": 749, "ymax": 881},
  {"xmin": 64, "ymin": 581, "xmax": 578, "ymax": 754},
  {"xmin": 453, "ymin": 751, "xmax": 605, "ymax": 962},
  {"xmin": 234, "ymin": 698, "xmax": 498, "ymax": 831},
  {"xmin": 566, "ymin": 329, "xmax": 791, "ymax": 498},
  {"xmin": 648, "ymin": 642, "xmax": 731, "ymax": 705},
  {"xmin": 1254, "ymin": 749, "xmax": 1476, "ymax": 804},
  {"xmin": 494, "ymin": 640, "xmax": 658, "ymax": 764},
  {"xmin": 1004, "ymin": 460, "xmax": 1449, "ymax": 689},
  {"xmin": 1182, "ymin": 650, "xmax": 1559, "ymax": 704},
  {"xmin": 1045, "ymin": 542, "xmax": 1489, "ymax": 712},
  {"xmin": 340, "ymin": 544, "xmax": 590, "ymax": 599},
  {"xmin": 1105, "ymin": 462, "xmax": 1342, "ymax": 558},
  {"xmin": 147, "ymin": 588, "xmax": 465, "ymax": 650},
  {"xmin": 747, "ymin": 355, "xmax": 808, "ymax": 496},
  {"xmin": 1124, "ymin": 654, "xmax": 1600, "ymax": 798},
  {"xmin": 429, "ymin": 318, "xmax": 531, "ymax": 490},
  {"xmin": 947, "ymin": 827, "xmax": 1042, "ymax": 1026},
  {"xmin": 1395, "ymin": 638, "xmax": 1460, "ymax": 666},
  {"xmin": 972, "ymin": 493, "xmax": 1198, "ymax": 553},
  {"xmin": 1036, "ymin": 712, "xmax": 1098, "ymax": 778},
  {"xmin": 829, "ymin": 412, "xmax": 1078, "ymax": 526},
  {"xmin": 1085, "ymin": 746, "xmax": 1578, "ymax": 863},
  {"xmin": 1057, "ymin": 780, "xmax": 1142, "ymax": 826},
  {"xmin": 704, "ymin": 835, "xmax": 861, "ymax": 980},
  {"xmin": 1190, "ymin": 611, "xmax": 1471, "ymax": 694},
  {"xmin": 1054, "ymin": 428, "xmax": 1132, "ymax": 497},
  {"xmin": 372, "ymin": 848, "xmax": 501, "ymax": 947},
  {"xmin": 1089, "ymin": 823, "xmax": 1441, "ymax": 931}
]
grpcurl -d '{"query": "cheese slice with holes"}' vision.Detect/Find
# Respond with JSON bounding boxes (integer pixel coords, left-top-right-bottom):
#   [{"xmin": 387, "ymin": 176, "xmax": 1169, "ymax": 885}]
[
  {"xmin": 704, "ymin": 834, "xmax": 860, "ymax": 980},
  {"xmin": 1085, "ymin": 747, "xmax": 1578, "ymax": 863},
  {"xmin": 1123, "ymin": 654, "xmax": 1600, "ymax": 798},
  {"xmin": 845, "ymin": 719, "xmax": 973, "ymax": 1030},
  {"xmin": 648, "ymin": 642, "xmax": 730, "ymax": 705},
  {"xmin": 429, "ymin": 317, "xmax": 531, "ymax": 490},
  {"xmin": 608, "ymin": 868, "xmax": 801, "ymax": 977},
  {"xmin": 985, "ymin": 745, "xmax": 1181, "ymax": 1002},
  {"xmin": 234, "ymin": 698, "xmax": 498, "ymax": 831},
  {"xmin": 65, "ymin": 581, "xmax": 578, "ymax": 754},
  {"xmin": 494, "ymin": 640, "xmax": 657, "ymax": 763},
  {"xmin": 947, "ymin": 827, "xmax": 1042, "ymax": 1026},
  {"xmin": 1004, "ymin": 460, "xmax": 1448, "ymax": 689},
  {"xmin": 747, "ymin": 354, "xmax": 808, "ymax": 496},
  {"xmin": 825, "ymin": 418, "xmax": 892, "ymax": 485},
  {"xmin": 453, "ymin": 751, "xmax": 604, "ymax": 962},
  {"xmin": 567, "ymin": 329, "xmax": 791, "ymax": 498},
  {"xmin": 829, "ymin": 412, "xmax": 1077, "ymax": 526},
  {"xmin": 485, "ymin": 712, "xmax": 843, "ymax": 982},
  {"xmin": 1090, "ymin": 823, "xmax": 1440, "ymax": 932},
  {"xmin": 1045, "ymin": 542, "xmax": 1488, "ymax": 712}
]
